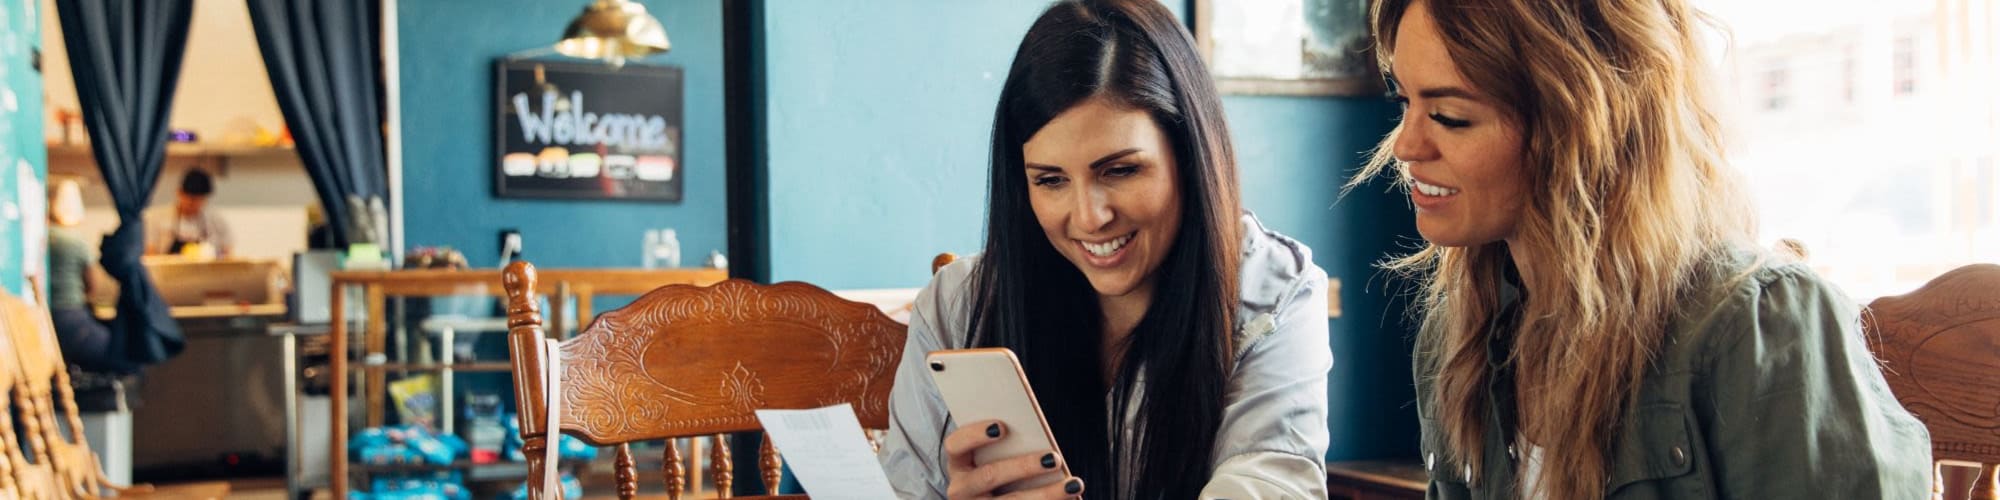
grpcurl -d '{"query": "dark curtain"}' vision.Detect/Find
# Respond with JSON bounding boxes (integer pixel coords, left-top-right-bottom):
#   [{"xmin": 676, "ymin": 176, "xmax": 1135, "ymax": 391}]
[
  {"xmin": 246, "ymin": 0, "xmax": 390, "ymax": 248},
  {"xmin": 53, "ymin": 0, "xmax": 195, "ymax": 371}
]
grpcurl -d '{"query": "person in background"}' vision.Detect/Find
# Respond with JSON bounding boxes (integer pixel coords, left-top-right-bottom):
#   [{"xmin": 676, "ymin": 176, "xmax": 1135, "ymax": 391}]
[
  {"xmin": 145, "ymin": 169, "xmax": 233, "ymax": 257},
  {"xmin": 46, "ymin": 180, "xmax": 123, "ymax": 372},
  {"xmin": 1358, "ymin": 0, "xmax": 1931, "ymax": 498}
]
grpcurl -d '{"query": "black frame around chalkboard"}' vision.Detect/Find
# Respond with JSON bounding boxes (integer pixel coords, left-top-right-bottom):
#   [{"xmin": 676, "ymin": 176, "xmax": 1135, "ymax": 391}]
[{"xmin": 493, "ymin": 59, "xmax": 684, "ymax": 201}]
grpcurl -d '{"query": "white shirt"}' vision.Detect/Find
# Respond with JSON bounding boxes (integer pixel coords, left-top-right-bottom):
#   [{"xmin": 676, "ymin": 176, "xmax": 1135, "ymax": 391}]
[
  {"xmin": 143, "ymin": 207, "xmax": 233, "ymax": 256},
  {"xmin": 877, "ymin": 213, "xmax": 1334, "ymax": 499}
]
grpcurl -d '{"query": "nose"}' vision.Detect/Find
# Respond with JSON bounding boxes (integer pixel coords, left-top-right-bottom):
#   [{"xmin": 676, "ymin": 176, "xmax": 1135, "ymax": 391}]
[
  {"xmin": 1074, "ymin": 183, "xmax": 1115, "ymax": 232},
  {"xmin": 1390, "ymin": 119, "xmax": 1440, "ymax": 165}
]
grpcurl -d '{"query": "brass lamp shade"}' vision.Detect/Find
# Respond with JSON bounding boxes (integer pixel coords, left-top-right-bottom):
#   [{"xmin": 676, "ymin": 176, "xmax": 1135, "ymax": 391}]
[{"xmin": 554, "ymin": 0, "xmax": 670, "ymax": 61}]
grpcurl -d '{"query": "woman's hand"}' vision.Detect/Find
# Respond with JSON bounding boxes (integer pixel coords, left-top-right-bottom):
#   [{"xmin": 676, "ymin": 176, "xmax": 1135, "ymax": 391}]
[{"xmin": 943, "ymin": 420, "xmax": 1085, "ymax": 499}]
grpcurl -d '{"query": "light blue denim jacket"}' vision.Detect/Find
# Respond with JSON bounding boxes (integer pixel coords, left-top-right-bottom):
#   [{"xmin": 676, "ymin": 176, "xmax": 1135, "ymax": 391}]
[{"xmin": 878, "ymin": 213, "xmax": 1333, "ymax": 499}]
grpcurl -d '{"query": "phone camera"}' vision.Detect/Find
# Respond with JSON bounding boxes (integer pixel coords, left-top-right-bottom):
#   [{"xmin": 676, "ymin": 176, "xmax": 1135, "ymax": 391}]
[{"xmin": 928, "ymin": 361, "xmax": 944, "ymax": 372}]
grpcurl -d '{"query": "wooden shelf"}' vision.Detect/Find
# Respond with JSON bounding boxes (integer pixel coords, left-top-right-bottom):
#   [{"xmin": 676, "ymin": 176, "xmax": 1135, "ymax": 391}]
[
  {"xmin": 329, "ymin": 267, "xmax": 733, "ymax": 499},
  {"xmin": 47, "ymin": 142, "xmax": 297, "ymax": 158},
  {"xmin": 358, "ymin": 362, "xmax": 514, "ymax": 373},
  {"xmin": 46, "ymin": 142, "xmax": 301, "ymax": 179},
  {"xmin": 352, "ymin": 460, "xmax": 529, "ymax": 482}
]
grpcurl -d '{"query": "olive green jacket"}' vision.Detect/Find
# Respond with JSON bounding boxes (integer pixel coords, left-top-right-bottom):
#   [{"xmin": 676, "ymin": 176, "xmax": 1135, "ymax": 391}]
[{"xmin": 1414, "ymin": 250, "xmax": 1933, "ymax": 499}]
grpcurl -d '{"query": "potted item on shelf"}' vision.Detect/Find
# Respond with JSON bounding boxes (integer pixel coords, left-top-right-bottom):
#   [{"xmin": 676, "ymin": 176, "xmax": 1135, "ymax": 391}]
[
  {"xmin": 350, "ymin": 425, "xmax": 464, "ymax": 466},
  {"xmin": 405, "ymin": 246, "xmax": 470, "ymax": 270},
  {"xmin": 463, "ymin": 394, "xmax": 507, "ymax": 464},
  {"xmin": 389, "ymin": 376, "xmax": 442, "ymax": 430},
  {"xmin": 348, "ymin": 425, "xmax": 473, "ymax": 499}
]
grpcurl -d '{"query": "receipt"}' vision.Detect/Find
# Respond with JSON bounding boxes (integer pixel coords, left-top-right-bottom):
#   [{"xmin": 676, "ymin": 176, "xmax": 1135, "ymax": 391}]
[{"xmin": 753, "ymin": 404, "xmax": 898, "ymax": 499}]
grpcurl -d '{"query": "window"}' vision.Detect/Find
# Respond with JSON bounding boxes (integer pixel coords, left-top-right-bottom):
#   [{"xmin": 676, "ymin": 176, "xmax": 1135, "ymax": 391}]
[
  {"xmin": 1761, "ymin": 60, "xmax": 1789, "ymax": 110},
  {"xmin": 1700, "ymin": 0, "xmax": 1998, "ymax": 299},
  {"xmin": 1841, "ymin": 46, "xmax": 1856, "ymax": 104},
  {"xmin": 1974, "ymin": 158, "xmax": 1996, "ymax": 229},
  {"xmin": 1893, "ymin": 35, "xmax": 1917, "ymax": 96}
]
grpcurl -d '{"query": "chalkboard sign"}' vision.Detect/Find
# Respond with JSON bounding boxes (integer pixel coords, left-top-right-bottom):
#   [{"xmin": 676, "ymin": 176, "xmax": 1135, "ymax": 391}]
[{"xmin": 494, "ymin": 59, "xmax": 683, "ymax": 201}]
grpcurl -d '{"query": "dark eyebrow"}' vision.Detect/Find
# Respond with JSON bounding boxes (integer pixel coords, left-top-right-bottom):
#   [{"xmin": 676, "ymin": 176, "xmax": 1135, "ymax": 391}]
[
  {"xmin": 1089, "ymin": 148, "xmax": 1143, "ymax": 169},
  {"xmin": 1025, "ymin": 148, "xmax": 1144, "ymax": 173},
  {"xmin": 1388, "ymin": 65, "xmax": 1484, "ymax": 101}
]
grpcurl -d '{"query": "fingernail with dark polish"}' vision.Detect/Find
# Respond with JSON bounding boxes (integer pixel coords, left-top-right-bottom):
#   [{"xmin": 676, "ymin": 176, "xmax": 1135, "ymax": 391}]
[
  {"xmin": 1041, "ymin": 453, "xmax": 1057, "ymax": 469},
  {"xmin": 985, "ymin": 423, "xmax": 1001, "ymax": 438},
  {"xmin": 1065, "ymin": 478, "xmax": 1083, "ymax": 494}
]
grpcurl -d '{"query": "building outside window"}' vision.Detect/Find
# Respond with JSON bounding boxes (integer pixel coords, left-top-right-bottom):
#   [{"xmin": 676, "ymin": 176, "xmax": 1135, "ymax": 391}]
[{"xmin": 1700, "ymin": 0, "xmax": 1999, "ymax": 300}]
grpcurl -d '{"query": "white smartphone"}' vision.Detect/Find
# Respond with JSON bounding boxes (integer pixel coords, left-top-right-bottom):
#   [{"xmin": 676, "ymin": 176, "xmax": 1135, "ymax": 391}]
[{"xmin": 926, "ymin": 348, "xmax": 1068, "ymax": 492}]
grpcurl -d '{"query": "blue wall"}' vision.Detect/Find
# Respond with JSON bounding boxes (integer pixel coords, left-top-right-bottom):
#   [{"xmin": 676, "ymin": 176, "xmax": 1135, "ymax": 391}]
[
  {"xmin": 0, "ymin": 0, "xmax": 44, "ymax": 297},
  {"xmin": 398, "ymin": 0, "xmax": 727, "ymax": 269},
  {"xmin": 758, "ymin": 0, "xmax": 1043, "ymax": 289},
  {"xmin": 756, "ymin": 0, "xmax": 1420, "ymax": 460},
  {"xmin": 1228, "ymin": 96, "xmax": 1419, "ymax": 460}
]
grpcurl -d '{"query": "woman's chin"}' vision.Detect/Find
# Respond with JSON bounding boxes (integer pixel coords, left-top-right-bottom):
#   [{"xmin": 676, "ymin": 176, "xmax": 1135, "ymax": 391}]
[{"xmin": 1083, "ymin": 274, "xmax": 1144, "ymax": 298}]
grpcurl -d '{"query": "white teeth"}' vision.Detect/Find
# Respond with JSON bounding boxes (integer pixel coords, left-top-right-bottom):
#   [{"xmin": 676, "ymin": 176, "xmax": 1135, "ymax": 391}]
[
  {"xmin": 1412, "ymin": 179, "xmax": 1459, "ymax": 197},
  {"xmin": 1083, "ymin": 234, "xmax": 1133, "ymax": 257}
]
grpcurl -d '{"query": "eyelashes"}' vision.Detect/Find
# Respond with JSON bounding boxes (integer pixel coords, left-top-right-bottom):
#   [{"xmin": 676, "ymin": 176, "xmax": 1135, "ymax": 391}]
[
  {"xmin": 1389, "ymin": 94, "xmax": 1472, "ymax": 129},
  {"xmin": 1430, "ymin": 113, "xmax": 1471, "ymax": 128},
  {"xmin": 1028, "ymin": 164, "xmax": 1140, "ymax": 189}
]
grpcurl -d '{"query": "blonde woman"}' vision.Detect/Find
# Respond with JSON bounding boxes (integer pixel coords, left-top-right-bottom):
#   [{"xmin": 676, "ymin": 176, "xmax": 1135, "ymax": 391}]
[{"xmin": 1355, "ymin": 0, "xmax": 1933, "ymax": 498}]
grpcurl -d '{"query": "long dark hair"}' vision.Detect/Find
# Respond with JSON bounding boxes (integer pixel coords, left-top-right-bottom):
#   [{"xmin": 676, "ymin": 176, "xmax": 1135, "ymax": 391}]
[{"xmin": 968, "ymin": 1, "xmax": 1243, "ymax": 497}]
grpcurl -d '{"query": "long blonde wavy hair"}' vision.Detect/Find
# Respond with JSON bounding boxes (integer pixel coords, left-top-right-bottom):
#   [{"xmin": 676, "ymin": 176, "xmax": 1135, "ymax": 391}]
[{"xmin": 1353, "ymin": 0, "xmax": 1756, "ymax": 497}]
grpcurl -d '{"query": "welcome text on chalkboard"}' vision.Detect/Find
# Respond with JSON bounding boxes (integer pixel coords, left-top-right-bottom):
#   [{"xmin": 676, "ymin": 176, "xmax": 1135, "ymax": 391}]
[{"xmin": 493, "ymin": 60, "xmax": 684, "ymax": 202}]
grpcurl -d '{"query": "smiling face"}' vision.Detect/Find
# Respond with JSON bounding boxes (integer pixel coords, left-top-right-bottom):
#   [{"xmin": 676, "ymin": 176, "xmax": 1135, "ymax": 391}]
[
  {"xmin": 1022, "ymin": 97, "xmax": 1183, "ymax": 300},
  {"xmin": 1388, "ymin": 1, "xmax": 1530, "ymax": 248}
]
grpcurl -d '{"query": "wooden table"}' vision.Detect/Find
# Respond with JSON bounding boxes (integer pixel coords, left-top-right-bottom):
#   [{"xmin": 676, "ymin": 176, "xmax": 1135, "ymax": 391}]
[
  {"xmin": 1328, "ymin": 459, "xmax": 1427, "ymax": 500},
  {"xmin": 95, "ymin": 303, "xmax": 288, "ymax": 320},
  {"xmin": 328, "ymin": 267, "xmax": 729, "ymax": 499}
]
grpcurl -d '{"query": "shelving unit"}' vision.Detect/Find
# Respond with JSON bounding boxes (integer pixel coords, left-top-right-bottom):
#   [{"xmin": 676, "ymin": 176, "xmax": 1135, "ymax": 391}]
[
  {"xmin": 353, "ymin": 460, "xmax": 531, "ymax": 482},
  {"xmin": 45, "ymin": 142, "xmax": 300, "ymax": 177},
  {"xmin": 358, "ymin": 362, "xmax": 514, "ymax": 373},
  {"xmin": 325, "ymin": 267, "xmax": 732, "ymax": 499}
]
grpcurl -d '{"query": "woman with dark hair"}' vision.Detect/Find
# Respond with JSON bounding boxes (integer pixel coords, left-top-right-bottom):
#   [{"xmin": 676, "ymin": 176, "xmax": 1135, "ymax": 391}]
[{"xmin": 878, "ymin": 1, "xmax": 1332, "ymax": 498}]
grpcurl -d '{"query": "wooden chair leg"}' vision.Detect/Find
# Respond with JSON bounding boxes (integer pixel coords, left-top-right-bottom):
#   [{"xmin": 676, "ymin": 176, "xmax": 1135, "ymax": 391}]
[
  {"xmin": 0, "ymin": 405, "xmax": 18, "ymax": 499},
  {"xmin": 615, "ymin": 444, "xmax": 637, "ymax": 500},
  {"xmin": 711, "ymin": 434, "xmax": 732, "ymax": 498},
  {"xmin": 663, "ymin": 439, "xmax": 684, "ymax": 500},
  {"xmin": 760, "ymin": 432, "xmax": 782, "ymax": 493},
  {"xmin": 522, "ymin": 436, "xmax": 551, "ymax": 500},
  {"xmin": 1973, "ymin": 463, "xmax": 1999, "ymax": 500}
]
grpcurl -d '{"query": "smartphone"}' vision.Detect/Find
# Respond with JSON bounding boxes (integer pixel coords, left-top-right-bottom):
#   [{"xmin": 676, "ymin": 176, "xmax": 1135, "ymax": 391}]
[{"xmin": 926, "ymin": 348, "xmax": 1068, "ymax": 492}]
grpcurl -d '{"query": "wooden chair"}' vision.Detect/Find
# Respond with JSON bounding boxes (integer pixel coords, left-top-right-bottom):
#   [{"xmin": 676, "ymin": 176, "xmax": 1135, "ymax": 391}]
[
  {"xmin": 1866, "ymin": 263, "xmax": 2000, "ymax": 500},
  {"xmin": 931, "ymin": 253, "xmax": 956, "ymax": 274},
  {"xmin": 0, "ymin": 312, "xmax": 42, "ymax": 499},
  {"xmin": 504, "ymin": 261, "xmax": 907, "ymax": 499},
  {"xmin": 0, "ymin": 288, "xmax": 231, "ymax": 500},
  {"xmin": 2, "ymin": 292, "xmax": 104, "ymax": 500}
]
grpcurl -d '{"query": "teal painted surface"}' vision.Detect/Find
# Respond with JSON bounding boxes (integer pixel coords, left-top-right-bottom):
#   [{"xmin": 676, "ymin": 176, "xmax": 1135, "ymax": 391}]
[
  {"xmin": 758, "ymin": 0, "xmax": 1045, "ymax": 289},
  {"xmin": 398, "ymin": 0, "xmax": 727, "ymax": 270},
  {"xmin": 0, "ymin": 0, "xmax": 44, "ymax": 297},
  {"xmin": 1227, "ymin": 95, "xmax": 1419, "ymax": 460},
  {"xmin": 394, "ymin": 0, "xmax": 730, "ymax": 442}
]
